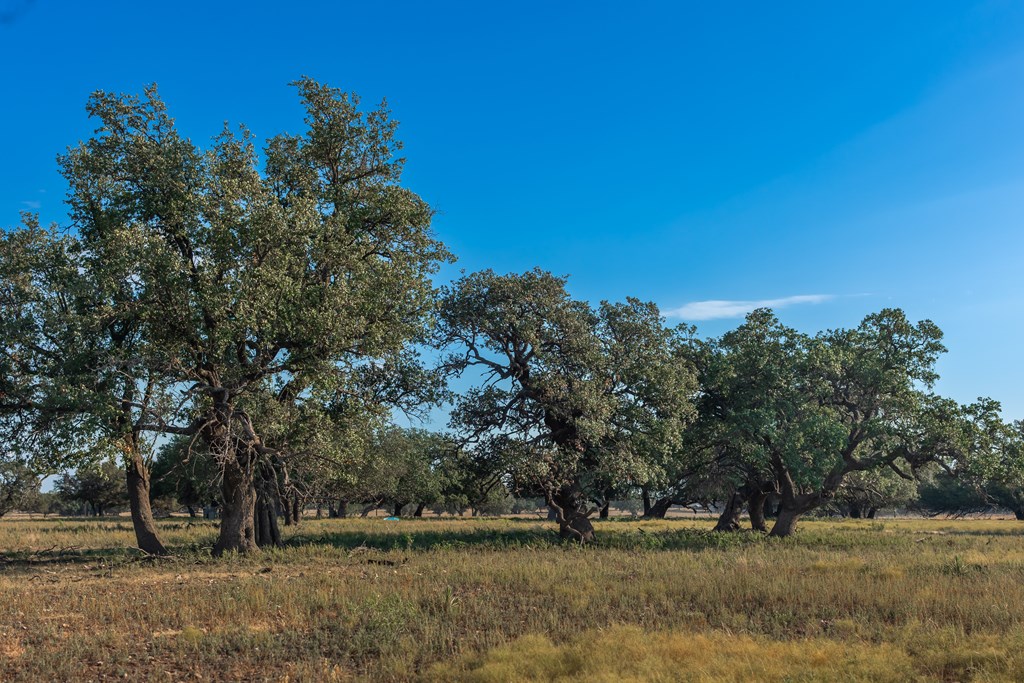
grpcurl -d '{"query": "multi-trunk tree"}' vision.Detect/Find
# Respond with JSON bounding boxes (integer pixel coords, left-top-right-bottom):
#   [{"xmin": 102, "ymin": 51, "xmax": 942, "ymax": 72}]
[
  {"xmin": 7, "ymin": 78, "xmax": 449, "ymax": 555},
  {"xmin": 702, "ymin": 308, "xmax": 949, "ymax": 536}
]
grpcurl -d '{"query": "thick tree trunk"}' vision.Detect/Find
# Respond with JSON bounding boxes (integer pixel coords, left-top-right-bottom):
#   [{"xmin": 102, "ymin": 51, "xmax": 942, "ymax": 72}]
[
  {"xmin": 642, "ymin": 487, "xmax": 653, "ymax": 517},
  {"xmin": 253, "ymin": 463, "xmax": 283, "ymax": 548},
  {"xmin": 748, "ymin": 491, "xmax": 768, "ymax": 532},
  {"xmin": 769, "ymin": 506, "xmax": 802, "ymax": 537},
  {"xmin": 643, "ymin": 497, "xmax": 673, "ymax": 519},
  {"xmin": 282, "ymin": 497, "xmax": 294, "ymax": 526},
  {"xmin": 714, "ymin": 490, "xmax": 746, "ymax": 532},
  {"xmin": 414, "ymin": 503, "xmax": 425, "ymax": 517},
  {"xmin": 867, "ymin": 507, "xmax": 878, "ymax": 519},
  {"xmin": 186, "ymin": 505, "xmax": 197, "ymax": 518},
  {"xmin": 292, "ymin": 494, "xmax": 301, "ymax": 524},
  {"xmin": 337, "ymin": 500, "xmax": 348, "ymax": 518},
  {"xmin": 394, "ymin": 502, "xmax": 405, "ymax": 517},
  {"xmin": 599, "ymin": 502, "xmax": 610, "ymax": 519},
  {"xmin": 212, "ymin": 458, "xmax": 259, "ymax": 556},
  {"xmin": 849, "ymin": 504, "xmax": 863, "ymax": 519},
  {"xmin": 1013, "ymin": 508, "xmax": 1024, "ymax": 521},
  {"xmin": 126, "ymin": 451, "xmax": 169, "ymax": 555},
  {"xmin": 549, "ymin": 487, "xmax": 595, "ymax": 544},
  {"xmin": 254, "ymin": 490, "xmax": 282, "ymax": 548}
]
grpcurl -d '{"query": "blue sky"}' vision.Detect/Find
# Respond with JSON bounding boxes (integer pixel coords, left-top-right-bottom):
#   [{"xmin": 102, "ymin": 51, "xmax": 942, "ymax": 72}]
[{"xmin": 2, "ymin": 1, "xmax": 1023, "ymax": 416}]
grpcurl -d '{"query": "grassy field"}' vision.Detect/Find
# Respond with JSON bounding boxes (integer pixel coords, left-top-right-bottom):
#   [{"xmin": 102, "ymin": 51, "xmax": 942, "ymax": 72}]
[{"xmin": 1, "ymin": 516, "xmax": 1023, "ymax": 681}]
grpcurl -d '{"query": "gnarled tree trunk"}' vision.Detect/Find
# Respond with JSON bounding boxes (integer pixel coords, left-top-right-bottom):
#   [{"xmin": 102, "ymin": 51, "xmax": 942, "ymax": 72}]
[
  {"xmin": 714, "ymin": 489, "xmax": 746, "ymax": 532},
  {"xmin": 212, "ymin": 455, "xmax": 258, "ymax": 556},
  {"xmin": 643, "ymin": 497, "xmax": 673, "ymax": 519},
  {"xmin": 769, "ymin": 505, "xmax": 802, "ymax": 537},
  {"xmin": 253, "ymin": 462, "xmax": 283, "ymax": 547},
  {"xmin": 126, "ymin": 449, "xmax": 169, "ymax": 555},
  {"xmin": 549, "ymin": 486, "xmax": 595, "ymax": 544}
]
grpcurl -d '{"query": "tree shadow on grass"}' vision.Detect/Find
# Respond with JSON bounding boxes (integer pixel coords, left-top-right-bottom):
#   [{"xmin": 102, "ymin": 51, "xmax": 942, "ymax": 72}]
[
  {"xmin": 287, "ymin": 521, "xmax": 763, "ymax": 554},
  {"xmin": 0, "ymin": 545, "xmax": 188, "ymax": 575}
]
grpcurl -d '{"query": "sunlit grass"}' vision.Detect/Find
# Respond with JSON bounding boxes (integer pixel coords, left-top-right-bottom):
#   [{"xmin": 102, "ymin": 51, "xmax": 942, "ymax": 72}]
[{"xmin": 1, "ymin": 516, "xmax": 1023, "ymax": 681}]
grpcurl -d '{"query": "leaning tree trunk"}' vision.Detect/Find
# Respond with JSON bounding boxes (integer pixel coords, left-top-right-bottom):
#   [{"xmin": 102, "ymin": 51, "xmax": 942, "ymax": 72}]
[
  {"xmin": 714, "ymin": 489, "xmax": 746, "ymax": 532},
  {"xmin": 126, "ymin": 449, "xmax": 169, "ymax": 555},
  {"xmin": 748, "ymin": 491, "xmax": 769, "ymax": 532},
  {"xmin": 414, "ymin": 503, "xmax": 425, "ymax": 517},
  {"xmin": 599, "ymin": 502, "xmax": 610, "ymax": 519},
  {"xmin": 212, "ymin": 455, "xmax": 259, "ymax": 556},
  {"xmin": 549, "ymin": 487, "xmax": 596, "ymax": 544}
]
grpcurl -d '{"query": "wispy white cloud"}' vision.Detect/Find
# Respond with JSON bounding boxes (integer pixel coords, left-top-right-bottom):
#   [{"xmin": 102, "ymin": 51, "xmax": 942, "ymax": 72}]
[
  {"xmin": 21, "ymin": 200, "xmax": 41, "ymax": 210},
  {"xmin": 664, "ymin": 294, "xmax": 834, "ymax": 321}
]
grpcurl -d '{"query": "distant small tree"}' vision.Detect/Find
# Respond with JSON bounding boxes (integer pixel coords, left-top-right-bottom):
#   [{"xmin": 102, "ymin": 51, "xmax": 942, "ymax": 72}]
[
  {"xmin": 832, "ymin": 466, "xmax": 920, "ymax": 518},
  {"xmin": 150, "ymin": 437, "xmax": 221, "ymax": 517},
  {"xmin": 55, "ymin": 460, "xmax": 127, "ymax": 516}
]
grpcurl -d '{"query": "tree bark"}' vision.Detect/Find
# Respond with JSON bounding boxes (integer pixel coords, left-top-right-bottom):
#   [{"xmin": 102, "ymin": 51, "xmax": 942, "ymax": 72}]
[
  {"xmin": 642, "ymin": 487, "xmax": 653, "ymax": 517},
  {"xmin": 599, "ymin": 502, "xmax": 610, "ymax": 519},
  {"xmin": 867, "ymin": 507, "xmax": 878, "ymax": 519},
  {"xmin": 291, "ymin": 494, "xmax": 301, "ymax": 524},
  {"xmin": 254, "ymin": 490, "xmax": 281, "ymax": 548},
  {"xmin": 549, "ymin": 486, "xmax": 595, "ymax": 544},
  {"xmin": 849, "ymin": 504, "xmax": 863, "ymax": 519},
  {"xmin": 414, "ymin": 503, "xmax": 425, "ymax": 517},
  {"xmin": 394, "ymin": 502, "xmax": 405, "ymax": 517},
  {"xmin": 337, "ymin": 500, "xmax": 348, "ymax": 518},
  {"xmin": 643, "ymin": 497, "xmax": 673, "ymax": 519},
  {"xmin": 253, "ymin": 463, "xmax": 283, "ymax": 548},
  {"xmin": 748, "ymin": 490, "xmax": 768, "ymax": 532},
  {"xmin": 126, "ymin": 450, "xmax": 169, "ymax": 555},
  {"xmin": 212, "ymin": 456, "xmax": 259, "ymax": 556},
  {"xmin": 713, "ymin": 489, "xmax": 746, "ymax": 532},
  {"xmin": 769, "ymin": 506, "xmax": 802, "ymax": 537},
  {"xmin": 282, "ymin": 497, "xmax": 294, "ymax": 526}
]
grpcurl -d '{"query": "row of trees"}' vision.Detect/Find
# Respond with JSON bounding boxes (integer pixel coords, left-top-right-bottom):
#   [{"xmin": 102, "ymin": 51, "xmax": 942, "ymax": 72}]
[{"xmin": 1, "ymin": 79, "xmax": 1020, "ymax": 554}]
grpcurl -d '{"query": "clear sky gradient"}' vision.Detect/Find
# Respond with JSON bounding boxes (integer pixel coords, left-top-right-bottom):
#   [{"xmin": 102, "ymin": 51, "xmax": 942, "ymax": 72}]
[{"xmin": 2, "ymin": 1, "xmax": 1022, "ymax": 416}]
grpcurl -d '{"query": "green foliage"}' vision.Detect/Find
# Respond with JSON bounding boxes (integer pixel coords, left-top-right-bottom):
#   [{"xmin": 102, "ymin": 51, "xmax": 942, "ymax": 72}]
[
  {"xmin": 54, "ymin": 459, "xmax": 127, "ymax": 515},
  {"xmin": 150, "ymin": 436, "xmax": 221, "ymax": 512},
  {"xmin": 0, "ymin": 458, "xmax": 40, "ymax": 517},
  {"xmin": 437, "ymin": 269, "xmax": 697, "ymax": 515}
]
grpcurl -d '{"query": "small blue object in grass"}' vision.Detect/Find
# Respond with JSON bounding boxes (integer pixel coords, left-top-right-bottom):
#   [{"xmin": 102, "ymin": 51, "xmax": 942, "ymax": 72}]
[{"xmin": 384, "ymin": 516, "xmax": 400, "ymax": 521}]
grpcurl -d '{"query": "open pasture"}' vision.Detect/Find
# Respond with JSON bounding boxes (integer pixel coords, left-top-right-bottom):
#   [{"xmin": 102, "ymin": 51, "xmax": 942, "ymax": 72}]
[{"xmin": 2, "ymin": 517, "xmax": 1024, "ymax": 681}]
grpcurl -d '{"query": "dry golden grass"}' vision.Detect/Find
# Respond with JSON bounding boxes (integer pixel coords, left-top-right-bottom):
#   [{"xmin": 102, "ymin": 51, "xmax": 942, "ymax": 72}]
[{"xmin": 1, "ymin": 516, "xmax": 1022, "ymax": 681}]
